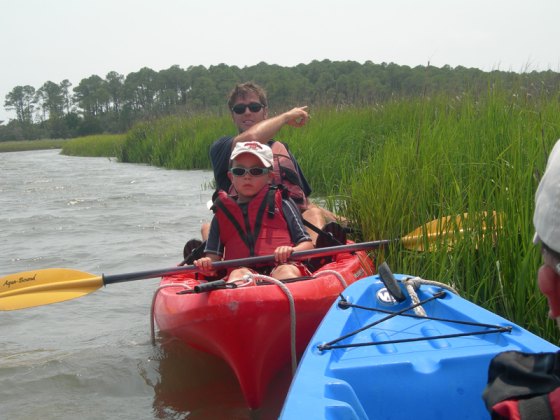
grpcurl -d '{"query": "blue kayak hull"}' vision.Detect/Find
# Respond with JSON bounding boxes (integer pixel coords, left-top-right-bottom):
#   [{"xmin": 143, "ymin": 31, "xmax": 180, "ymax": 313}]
[{"xmin": 280, "ymin": 274, "xmax": 559, "ymax": 420}]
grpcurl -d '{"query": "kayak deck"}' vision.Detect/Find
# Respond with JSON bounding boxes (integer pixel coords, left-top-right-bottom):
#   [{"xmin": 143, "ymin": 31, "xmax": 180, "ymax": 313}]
[{"xmin": 280, "ymin": 274, "xmax": 559, "ymax": 419}]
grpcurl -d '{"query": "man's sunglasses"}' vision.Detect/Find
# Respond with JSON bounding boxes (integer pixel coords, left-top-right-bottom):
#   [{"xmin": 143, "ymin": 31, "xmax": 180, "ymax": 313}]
[
  {"xmin": 230, "ymin": 166, "xmax": 271, "ymax": 177},
  {"xmin": 231, "ymin": 102, "xmax": 265, "ymax": 114}
]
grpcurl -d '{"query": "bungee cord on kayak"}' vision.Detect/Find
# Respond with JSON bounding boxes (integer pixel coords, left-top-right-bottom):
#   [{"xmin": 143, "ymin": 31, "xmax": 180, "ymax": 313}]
[
  {"xmin": 319, "ymin": 289, "xmax": 512, "ymax": 351},
  {"xmin": 318, "ymin": 271, "xmax": 510, "ymax": 351}
]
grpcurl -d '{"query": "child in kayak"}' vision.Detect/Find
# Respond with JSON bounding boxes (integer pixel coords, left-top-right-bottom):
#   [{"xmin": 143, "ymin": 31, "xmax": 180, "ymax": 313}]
[{"xmin": 193, "ymin": 141, "xmax": 313, "ymax": 282}]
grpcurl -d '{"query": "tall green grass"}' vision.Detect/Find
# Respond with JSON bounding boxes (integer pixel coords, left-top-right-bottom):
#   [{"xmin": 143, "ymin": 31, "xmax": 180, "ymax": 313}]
[
  {"xmin": 61, "ymin": 134, "xmax": 127, "ymax": 157},
  {"xmin": 82, "ymin": 88, "xmax": 560, "ymax": 341},
  {"xmin": 117, "ymin": 115, "xmax": 231, "ymax": 169},
  {"xmin": 345, "ymin": 90, "xmax": 560, "ymax": 340},
  {"xmin": 0, "ymin": 139, "xmax": 68, "ymax": 152}
]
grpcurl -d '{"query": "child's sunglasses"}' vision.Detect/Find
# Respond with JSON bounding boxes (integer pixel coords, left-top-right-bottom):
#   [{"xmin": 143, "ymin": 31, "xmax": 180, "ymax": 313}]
[{"xmin": 230, "ymin": 167, "xmax": 271, "ymax": 177}]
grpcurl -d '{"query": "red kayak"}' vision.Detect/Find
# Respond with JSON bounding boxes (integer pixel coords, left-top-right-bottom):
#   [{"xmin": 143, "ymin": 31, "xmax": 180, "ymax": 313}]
[{"xmin": 152, "ymin": 248, "xmax": 374, "ymax": 409}]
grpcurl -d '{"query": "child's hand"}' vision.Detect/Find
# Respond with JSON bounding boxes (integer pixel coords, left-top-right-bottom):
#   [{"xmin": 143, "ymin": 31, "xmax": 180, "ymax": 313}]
[
  {"xmin": 194, "ymin": 257, "xmax": 216, "ymax": 275},
  {"xmin": 274, "ymin": 246, "xmax": 294, "ymax": 263}
]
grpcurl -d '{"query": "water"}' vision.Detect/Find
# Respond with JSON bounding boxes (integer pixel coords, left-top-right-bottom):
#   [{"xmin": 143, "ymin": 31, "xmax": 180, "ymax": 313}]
[{"xmin": 0, "ymin": 150, "xmax": 287, "ymax": 419}]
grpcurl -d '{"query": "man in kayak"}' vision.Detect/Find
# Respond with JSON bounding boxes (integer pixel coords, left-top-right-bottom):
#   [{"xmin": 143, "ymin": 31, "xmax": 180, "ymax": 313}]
[
  {"xmin": 193, "ymin": 141, "xmax": 314, "ymax": 282},
  {"xmin": 205, "ymin": 82, "xmax": 343, "ymax": 245},
  {"xmin": 484, "ymin": 139, "xmax": 560, "ymax": 418},
  {"xmin": 183, "ymin": 82, "xmax": 346, "ymax": 264}
]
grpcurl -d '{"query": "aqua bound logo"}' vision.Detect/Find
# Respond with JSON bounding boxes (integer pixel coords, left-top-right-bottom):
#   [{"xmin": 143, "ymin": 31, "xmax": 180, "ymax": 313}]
[{"xmin": 3, "ymin": 273, "xmax": 37, "ymax": 288}]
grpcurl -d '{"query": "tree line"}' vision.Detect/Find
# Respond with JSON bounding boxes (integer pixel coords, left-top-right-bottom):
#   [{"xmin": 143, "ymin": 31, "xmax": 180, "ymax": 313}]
[{"xmin": 2, "ymin": 59, "xmax": 559, "ymax": 141}]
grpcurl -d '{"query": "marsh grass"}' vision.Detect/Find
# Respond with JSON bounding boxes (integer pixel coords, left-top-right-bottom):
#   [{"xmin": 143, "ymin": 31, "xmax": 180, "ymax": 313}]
[
  {"xmin": 0, "ymin": 139, "xmax": 68, "ymax": 152},
  {"xmin": 118, "ymin": 115, "xmax": 231, "ymax": 169},
  {"xmin": 82, "ymin": 88, "xmax": 560, "ymax": 341},
  {"xmin": 345, "ymin": 90, "xmax": 560, "ymax": 340},
  {"xmin": 61, "ymin": 134, "xmax": 127, "ymax": 157}
]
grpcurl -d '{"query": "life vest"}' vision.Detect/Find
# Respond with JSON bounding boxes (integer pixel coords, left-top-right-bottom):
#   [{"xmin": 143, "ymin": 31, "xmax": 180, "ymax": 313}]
[
  {"xmin": 483, "ymin": 351, "xmax": 560, "ymax": 419},
  {"xmin": 229, "ymin": 141, "xmax": 308, "ymax": 210},
  {"xmin": 213, "ymin": 186, "xmax": 293, "ymax": 260}
]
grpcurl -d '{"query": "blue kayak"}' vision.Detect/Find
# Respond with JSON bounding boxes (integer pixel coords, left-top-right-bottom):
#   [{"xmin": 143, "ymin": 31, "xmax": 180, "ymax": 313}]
[{"xmin": 280, "ymin": 268, "xmax": 559, "ymax": 419}]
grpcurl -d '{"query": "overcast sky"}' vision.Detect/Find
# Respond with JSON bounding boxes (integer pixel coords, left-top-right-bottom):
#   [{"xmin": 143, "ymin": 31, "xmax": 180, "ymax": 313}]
[{"xmin": 1, "ymin": 0, "xmax": 558, "ymax": 123}]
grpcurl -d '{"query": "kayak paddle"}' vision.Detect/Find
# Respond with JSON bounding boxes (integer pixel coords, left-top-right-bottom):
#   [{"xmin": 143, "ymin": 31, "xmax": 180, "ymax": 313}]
[{"xmin": 0, "ymin": 212, "xmax": 501, "ymax": 311}]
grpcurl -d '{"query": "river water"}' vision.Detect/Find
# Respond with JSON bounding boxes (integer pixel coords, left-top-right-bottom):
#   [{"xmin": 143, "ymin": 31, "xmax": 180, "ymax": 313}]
[{"xmin": 0, "ymin": 150, "xmax": 287, "ymax": 419}]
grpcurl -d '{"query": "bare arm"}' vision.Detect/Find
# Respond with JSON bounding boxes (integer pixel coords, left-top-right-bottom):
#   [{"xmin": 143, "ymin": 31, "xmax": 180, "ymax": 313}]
[
  {"xmin": 233, "ymin": 106, "xmax": 309, "ymax": 146},
  {"xmin": 293, "ymin": 239, "xmax": 314, "ymax": 253}
]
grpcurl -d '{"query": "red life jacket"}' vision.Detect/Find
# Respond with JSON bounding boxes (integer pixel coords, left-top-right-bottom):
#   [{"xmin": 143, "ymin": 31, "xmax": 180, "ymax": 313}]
[
  {"xmin": 490, "ymin": 389, "xmax": 560, "ymax": 420},
  {"xmin": 229, "ymin": 141, "xmax": 308, "ymax": 210},
  {"xmin": 213, "ymin": 186, "xmax": 293, "ymax": 260}
]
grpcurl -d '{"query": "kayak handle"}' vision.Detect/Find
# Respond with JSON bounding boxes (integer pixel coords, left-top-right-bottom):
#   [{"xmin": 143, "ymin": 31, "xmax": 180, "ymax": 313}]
[{"xmin": 193, "ymin": 280, "xmax": 228, "ymax": 293}]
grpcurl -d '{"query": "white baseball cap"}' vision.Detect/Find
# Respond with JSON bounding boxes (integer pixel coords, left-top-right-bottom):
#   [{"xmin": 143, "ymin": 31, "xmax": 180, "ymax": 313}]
[
  {"xmin": 230, "ymin": 141, "xmax": 273, "ymax": 168},
  {"xmin": 533, "ymin": 139, "xmax": 560, "ymax": 253}
]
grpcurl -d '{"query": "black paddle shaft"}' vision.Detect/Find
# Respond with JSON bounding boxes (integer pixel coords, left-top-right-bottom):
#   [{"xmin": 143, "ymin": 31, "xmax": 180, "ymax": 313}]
[{"xmin": 102, "ymin": 239, "xmax": 395, "ymax": 285}]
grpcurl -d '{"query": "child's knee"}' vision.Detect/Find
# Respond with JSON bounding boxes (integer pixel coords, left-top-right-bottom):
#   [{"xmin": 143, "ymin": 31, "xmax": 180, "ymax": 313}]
[{"xmin": 271, "ymin": 264, "xmax": 299, "ymax": 280}]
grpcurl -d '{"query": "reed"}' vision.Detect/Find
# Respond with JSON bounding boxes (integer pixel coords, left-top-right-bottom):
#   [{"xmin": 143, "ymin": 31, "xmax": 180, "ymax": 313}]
[
  {"xmin": 344, "ymin": 90, "xmax": 560, "ymax": 340},
  {"xmin": 0, "ymin": 139, "xmax": 67, "ymax": 152},
  {"xmin": 61, "ymin": 134, "xmax": 127, "ymax": 157},
  {"xmin": 117, "ymin": 115, "xmax": 231, "ymax": 169}
]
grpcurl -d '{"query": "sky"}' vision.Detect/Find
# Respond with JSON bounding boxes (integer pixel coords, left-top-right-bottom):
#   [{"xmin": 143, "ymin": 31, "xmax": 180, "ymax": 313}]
[{"xmin": 1, "ymin": 0, "xmax": 559, "ymax": 123}]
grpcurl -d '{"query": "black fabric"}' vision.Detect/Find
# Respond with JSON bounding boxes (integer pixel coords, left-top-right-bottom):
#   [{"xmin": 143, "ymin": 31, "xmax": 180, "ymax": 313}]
[
  {"xmin": 266, "ymin": 185, "xmax": 278, "ymax": 218},
  {"xmin": 213, "ymin": 198, "xmax": 252, "ymax": 251},
  {"xmin": 307, "ymin": 222, "xmax": 347, "ymax": 272},
  {"xmin": 183, "ymin": 239, "xmax": 204, "ymax": 264},
  {"xmin": 518, "ymin": 394, "xmax": 553, "ymax": 419},
  {"xmin": 319, "ymin": 221, "xmax": 347, "ymax": 246},
  {"xmin": 483, "ymin": 351, "xmax": 560, "ymax": 416}
]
